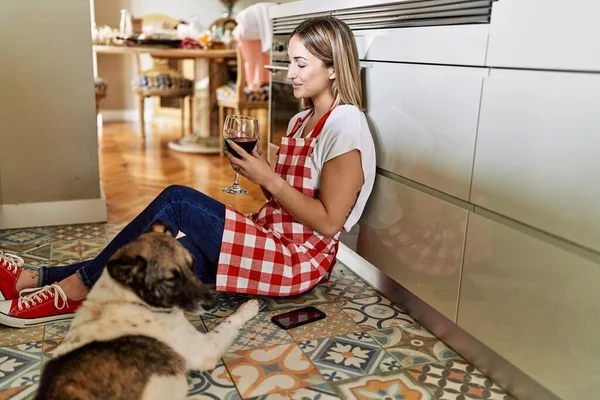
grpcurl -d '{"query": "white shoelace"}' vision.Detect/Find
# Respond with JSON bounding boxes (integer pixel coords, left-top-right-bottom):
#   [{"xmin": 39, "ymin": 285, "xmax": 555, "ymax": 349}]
[
  {"xmin": 0, "ymin": 251, "xmax": 24, "ymax": 274},
  {"xmin": 17, "ymin": 285, "xmax": 68, "ymax": 312}
]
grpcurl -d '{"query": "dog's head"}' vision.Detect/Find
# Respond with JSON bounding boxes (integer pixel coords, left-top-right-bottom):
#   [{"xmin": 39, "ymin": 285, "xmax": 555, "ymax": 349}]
[{"xmin": 106, "ymin": 222, "xmax": 216, "ymax": 313}]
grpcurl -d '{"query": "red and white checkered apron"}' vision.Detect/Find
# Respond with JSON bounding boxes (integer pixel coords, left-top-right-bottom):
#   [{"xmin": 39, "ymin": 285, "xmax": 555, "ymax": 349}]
[{"xmin": 216, "ymin": 108, "xmax": 340, "ymax": 296}]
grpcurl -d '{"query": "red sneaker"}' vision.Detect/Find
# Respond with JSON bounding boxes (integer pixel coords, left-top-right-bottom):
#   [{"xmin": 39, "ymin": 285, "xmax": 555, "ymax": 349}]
[
  {"xmin": 0, "ymin": 251, "xmax": 24, "ymax": 301},
  {"xmin": 0, "ymin": 284, "xmax": 83, "ymax": 328}
]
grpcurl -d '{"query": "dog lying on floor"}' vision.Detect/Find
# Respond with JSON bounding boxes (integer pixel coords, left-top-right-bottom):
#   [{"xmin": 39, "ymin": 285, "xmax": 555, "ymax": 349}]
[{"xmin": 35, "ymin": 222, "xmax": 259, "ymax": 400}]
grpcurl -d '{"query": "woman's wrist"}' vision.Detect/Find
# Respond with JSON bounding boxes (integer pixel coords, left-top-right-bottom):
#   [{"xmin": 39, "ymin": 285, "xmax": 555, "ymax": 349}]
[{"xmin": 265, "ymin": 174, "xmax": 285, "ymax": 197}]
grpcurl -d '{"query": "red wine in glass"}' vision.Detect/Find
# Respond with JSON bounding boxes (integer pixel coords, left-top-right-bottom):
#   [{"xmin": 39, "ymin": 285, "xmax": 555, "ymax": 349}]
[
  {"xmin": 222, "ymin": 116, "xmax": 259, "ymax": 195},
  {"xmin": 225, "ymin": 135, "xmax": 258, "ymax": 159}
]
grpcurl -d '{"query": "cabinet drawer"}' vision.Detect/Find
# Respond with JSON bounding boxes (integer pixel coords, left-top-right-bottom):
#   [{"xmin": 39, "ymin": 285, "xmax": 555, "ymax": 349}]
[
  {"xmin": 471, "ymin": 69, "xmax": 600, "ymax": 252},
  {"xmin": 486, "ymin": 0, "xmax": 600, "ymax": 72},
  {"xmin": 365, "ymin": 62, "xmax": 485, "ymax": 200},
  {"xmin": 361, "ymin": 25, "xmax": 489, "ymax": 66},
  {"xmin": 357, "ymin": 174, "xmax": 467, "ymax": 320},
  {"xmin": 459, "ymin": 213, "xmax": 600, "ymax": 399}
]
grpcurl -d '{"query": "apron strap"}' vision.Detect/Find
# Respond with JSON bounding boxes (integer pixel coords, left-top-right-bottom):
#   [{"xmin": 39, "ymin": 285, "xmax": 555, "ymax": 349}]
[
  {"xmin": 306, "ymin": 104, "xmax": 335, "ymax": 140},
  {"xmin": 289, "ymin": 103, "xmax": 336, "ymax": 139},
  {"xmin": 288, "ymin": 110, "xmax": 313, "ymax": 138}
]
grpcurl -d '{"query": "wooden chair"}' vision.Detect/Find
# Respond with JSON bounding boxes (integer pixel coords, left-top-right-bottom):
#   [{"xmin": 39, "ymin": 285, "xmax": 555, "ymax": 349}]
[
  {"xmin": 132, "ymin": 14, "xmax": 194, "ymax": 138},
  {"xmin": 209, "ymin": 16, "xmax": 237, "ymax": 33},
  {"xmin": 217, "ymin": 46, "xmax": 269, "ymax": 156},
  {"xmin": 94, "ymin": 77, "xmax": 108, "ymax": 115}
]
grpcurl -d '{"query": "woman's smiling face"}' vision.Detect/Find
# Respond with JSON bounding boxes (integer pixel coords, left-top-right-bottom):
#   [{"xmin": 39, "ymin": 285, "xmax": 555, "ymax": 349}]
[{"xmin": 286, "ymin": 34, "xmax": 334, "ymax": 100}]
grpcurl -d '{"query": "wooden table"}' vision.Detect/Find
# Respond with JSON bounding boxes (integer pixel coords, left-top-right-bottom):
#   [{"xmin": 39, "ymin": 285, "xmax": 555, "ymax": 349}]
[{"xmin": 93, "ymin": 45, "xmax": 237, "ymax": 154}]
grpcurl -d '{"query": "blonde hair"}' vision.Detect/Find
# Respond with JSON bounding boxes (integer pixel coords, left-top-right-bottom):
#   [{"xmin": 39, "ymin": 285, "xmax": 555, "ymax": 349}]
[{"xmin": 291, "ymin": 17, "xmax": 362, "ymax": 109}]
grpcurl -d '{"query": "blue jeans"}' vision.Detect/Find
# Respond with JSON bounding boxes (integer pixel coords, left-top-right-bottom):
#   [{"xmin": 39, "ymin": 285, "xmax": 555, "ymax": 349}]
[{"xmin": 38, "ymin": 185, "xmax": 225, "ymax": 288}]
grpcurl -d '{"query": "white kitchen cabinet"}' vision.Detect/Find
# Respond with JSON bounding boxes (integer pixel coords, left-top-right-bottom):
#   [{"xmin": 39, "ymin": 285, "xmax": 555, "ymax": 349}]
[
  {"xmin": 360, "ymin": 24, "xmax": 489, "ymax": 66},
  {"xmin": 487, "ymin": 0, "xmax": 600, "ymax": 72},
  {"xmin": 471, "ymin": 69, "xmax": 600, "ymax": 253},
  {"xmin": 365, "ymin": 61, "xmax": 486, "ymax": 200},
  {"xmin": 357, "ymin": 174, "xmax": 467, "ymax": 320},
  {"xmin": 459, "ymin": 213, "xmax": 600, "ymax": 399}
]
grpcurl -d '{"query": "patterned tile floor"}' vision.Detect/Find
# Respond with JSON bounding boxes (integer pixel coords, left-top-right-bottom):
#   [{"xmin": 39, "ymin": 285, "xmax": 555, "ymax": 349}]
[{"xmin": 0, "ymin": 223, "xmax": 515, "ymax": 399}]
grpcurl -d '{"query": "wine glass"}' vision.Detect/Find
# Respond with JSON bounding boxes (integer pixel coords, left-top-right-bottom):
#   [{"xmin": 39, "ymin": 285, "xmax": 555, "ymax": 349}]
[{"xmin": 223, "ymin": 115, "xmax": 259, "ymax": 195}]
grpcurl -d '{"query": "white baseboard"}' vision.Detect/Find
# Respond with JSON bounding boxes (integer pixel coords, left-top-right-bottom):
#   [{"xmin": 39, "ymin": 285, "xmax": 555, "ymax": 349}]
[
  {"xmin": 0, "ymin": 189, "xmax": 107, "ymax": 229},
  {"xmin": 336, "ymin": 242, "xmax": 374, "ymax": 271},
  {"xmin": 101, "ymin": 109, "xmax": 154, "ymax": 122}
]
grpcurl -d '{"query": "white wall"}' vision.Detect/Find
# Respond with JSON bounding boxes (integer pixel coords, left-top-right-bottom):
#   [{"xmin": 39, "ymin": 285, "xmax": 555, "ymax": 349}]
[
  {"xmin": 0, "ymin": 0, "xmax": 100, "ymax": 204},
  {"xmin": 0, "ymin": 0, "xmax": 105, "ymax": 228}
]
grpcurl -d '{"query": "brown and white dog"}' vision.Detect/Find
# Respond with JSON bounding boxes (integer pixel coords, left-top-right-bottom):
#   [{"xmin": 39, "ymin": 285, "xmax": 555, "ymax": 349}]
[{"xmin": 35, "ymin": 222, "xmax": 259, "ymax": 400}]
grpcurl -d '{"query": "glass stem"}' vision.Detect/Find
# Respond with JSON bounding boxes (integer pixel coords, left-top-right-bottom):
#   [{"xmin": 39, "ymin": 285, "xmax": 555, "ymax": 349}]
[{"xmin": 233, "ymin": 172, "xmax": 241, "ymax": 187}]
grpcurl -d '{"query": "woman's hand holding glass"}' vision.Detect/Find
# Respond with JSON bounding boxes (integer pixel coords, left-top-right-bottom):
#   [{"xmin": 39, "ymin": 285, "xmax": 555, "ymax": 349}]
[
  {"xmin": 225, "ymin": 137, "xmax": 279, "ymax": 193},
  {"xmin": 222, "ymin": 115, "xmax": 259, "ymax": 195}
]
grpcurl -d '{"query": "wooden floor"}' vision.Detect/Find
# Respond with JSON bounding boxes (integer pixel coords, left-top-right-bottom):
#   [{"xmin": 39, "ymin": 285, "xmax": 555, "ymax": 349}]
[{"xmin": 99, "ymin": 119, "xmax": 266, "ymax": 223}]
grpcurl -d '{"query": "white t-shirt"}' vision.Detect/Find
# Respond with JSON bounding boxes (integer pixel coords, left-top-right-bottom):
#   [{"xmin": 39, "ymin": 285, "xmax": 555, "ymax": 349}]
[{"xmin": 286, "ymin": 104, "xmax": 376, "ymax": 232}]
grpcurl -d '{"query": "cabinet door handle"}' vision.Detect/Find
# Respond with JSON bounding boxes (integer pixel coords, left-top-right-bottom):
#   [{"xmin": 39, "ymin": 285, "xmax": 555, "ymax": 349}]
[
  {"xmin": 267, "ymin": 63, "xmax": 371, "ymax": 70},
  {"xmin": 265, "ymin": 65, "xmax": 289, "ymax": 72}
]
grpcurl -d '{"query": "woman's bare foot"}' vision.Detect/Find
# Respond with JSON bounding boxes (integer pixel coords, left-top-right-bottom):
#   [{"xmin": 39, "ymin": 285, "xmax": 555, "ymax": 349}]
[
  {"xmin": 15, "ymin": 269, "xmax": 39, "ymax": 292},
  {"xmin": 57, "ymin": 274, "xmax": 89, "ymax": 301}
]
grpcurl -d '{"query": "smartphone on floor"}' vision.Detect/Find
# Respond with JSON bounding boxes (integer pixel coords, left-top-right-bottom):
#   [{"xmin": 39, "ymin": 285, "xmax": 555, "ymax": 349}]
[{"xmin": 271, "ymin": 306, "xmax": 326, "ymax": 330}]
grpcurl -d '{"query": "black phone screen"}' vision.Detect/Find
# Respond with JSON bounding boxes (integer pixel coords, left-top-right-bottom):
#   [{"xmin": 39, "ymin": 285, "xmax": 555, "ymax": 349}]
[{"xmin": 271, "ymin": 306, "xmax": 327, "ymax": 330}]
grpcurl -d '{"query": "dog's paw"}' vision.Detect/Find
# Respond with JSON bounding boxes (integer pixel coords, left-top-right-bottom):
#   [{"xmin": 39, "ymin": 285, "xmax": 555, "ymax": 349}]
[
  {"xmin": 237, "ymin": 299, "xmax": 260, "ymax": 321},
  {"xmin": 192, "ymin": 356, "xmax": 219, "ymax": 372}
]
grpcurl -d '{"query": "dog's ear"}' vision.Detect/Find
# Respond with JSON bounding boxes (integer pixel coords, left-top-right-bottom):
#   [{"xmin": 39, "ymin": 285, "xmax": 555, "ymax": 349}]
[
  {"xmin": 148, "ymin": 221, "xmax": 174, "ymax": 237},
  {"xmin": 107, "ymin": 255, "xmax": 147, "ymax": 286}
]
